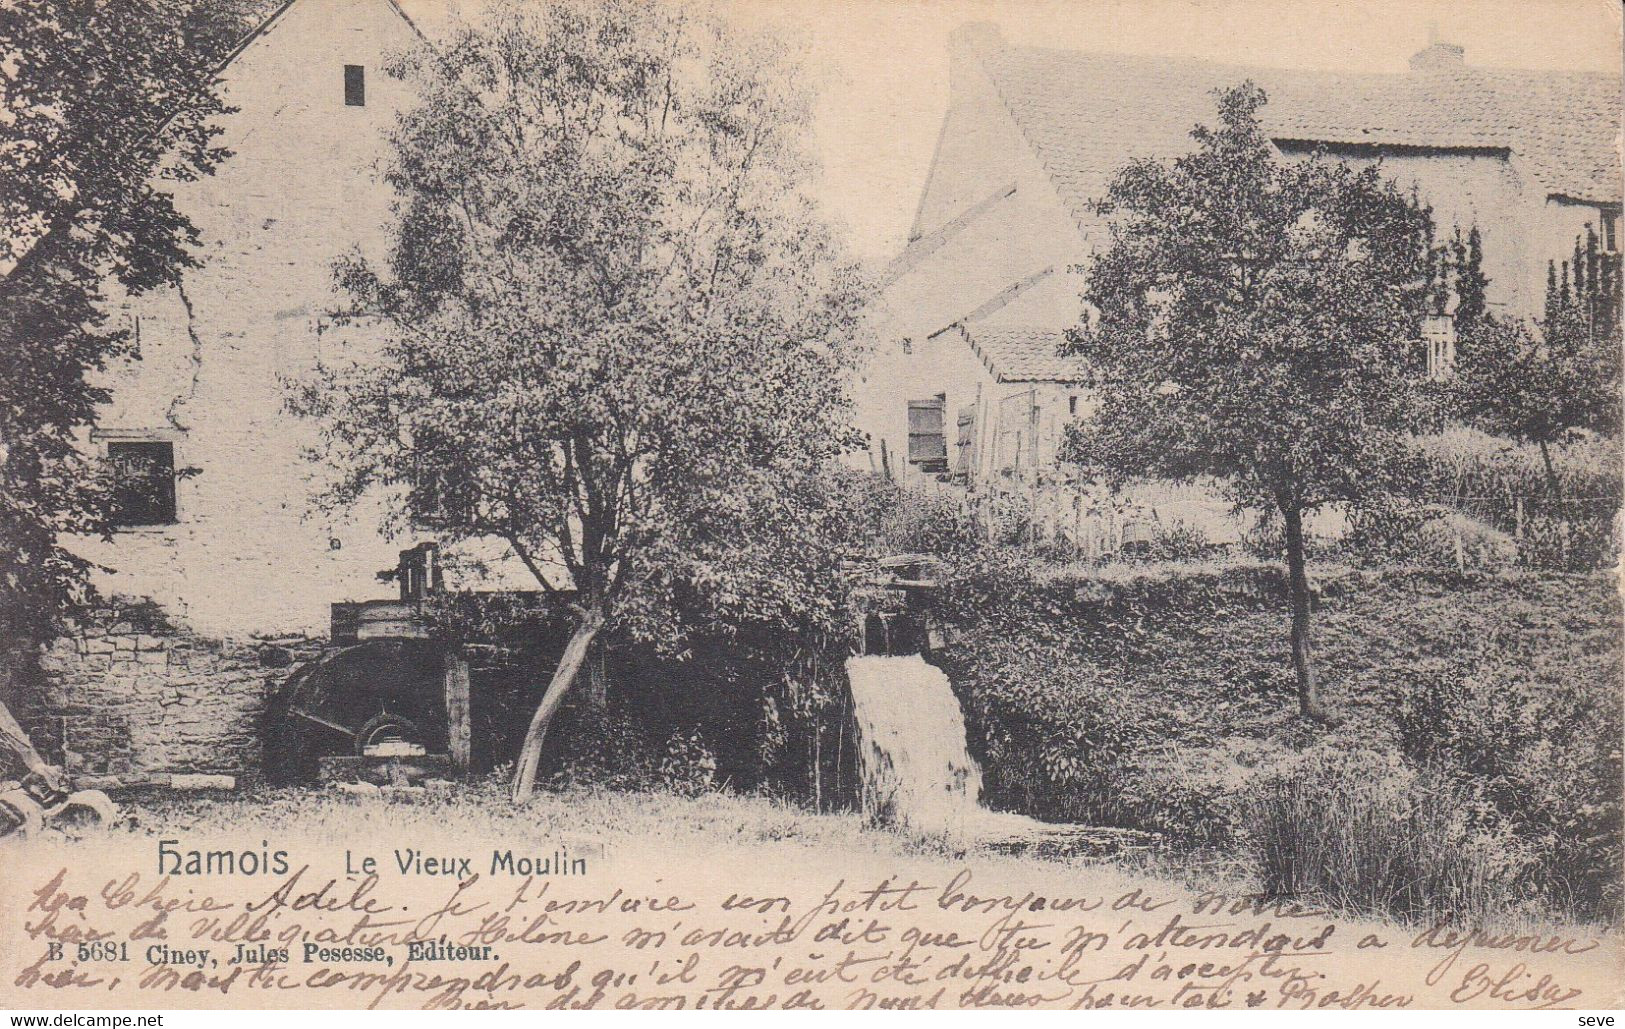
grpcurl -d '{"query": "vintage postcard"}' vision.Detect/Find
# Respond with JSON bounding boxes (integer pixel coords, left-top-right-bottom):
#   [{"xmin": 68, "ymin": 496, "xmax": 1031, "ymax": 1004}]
[{"xmin": 1, "ymin": 0, "xmax": 1621, "ymax": 1014}]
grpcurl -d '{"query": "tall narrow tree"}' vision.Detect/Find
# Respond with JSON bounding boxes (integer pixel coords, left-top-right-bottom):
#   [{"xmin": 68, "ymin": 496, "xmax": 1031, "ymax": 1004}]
[
  {"xmin": 1456, "ymin": 226, "xmax": 1489, "ymax": 330},
  {"xmin": 1063, "ymin": 83, "xmax": 1440, "ymax": 717}
]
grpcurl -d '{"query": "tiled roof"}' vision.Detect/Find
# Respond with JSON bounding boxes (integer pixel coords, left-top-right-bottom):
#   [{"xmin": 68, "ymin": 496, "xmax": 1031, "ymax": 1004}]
[
  {"xmin": 975, "ymin": 43, "xmax": 1622, "ymax": 233},
  {"xmin": 962, "ymin": 325, "xmax": 1085, "ymax": 382}
]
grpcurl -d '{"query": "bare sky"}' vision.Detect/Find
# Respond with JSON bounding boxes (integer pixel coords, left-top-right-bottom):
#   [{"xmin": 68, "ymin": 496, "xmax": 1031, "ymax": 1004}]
[{"xmin": 398, "ymin": 0, "xmax": 1623, "ymax": 269}]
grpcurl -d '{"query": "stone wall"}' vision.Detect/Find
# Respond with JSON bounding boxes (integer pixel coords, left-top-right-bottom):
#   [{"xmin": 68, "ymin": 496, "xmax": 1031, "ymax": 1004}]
[{"xmin": 22, "ymin": 599, "xmax": 322, "ymax": 785}]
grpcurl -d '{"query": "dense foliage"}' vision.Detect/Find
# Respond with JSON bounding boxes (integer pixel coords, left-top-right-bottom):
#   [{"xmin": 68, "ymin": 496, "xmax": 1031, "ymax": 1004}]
[
  {"xmin": 293, "ymin": 0, "xmax": 870, "ymax": 796},
  {"xmin": 1452, "ymin": 226, "xmax": 1622, "ymax": 498},
  {"xmin": 1248, "ymin": 757, "xmax": 1525, "ymax": 926},
  {"xmin": 1395, "ymin": 429, "xmax": 1622, "ymax": 571},
  {"xmin": 0, "ymin": 0, "xmax": 262, "ymax": 692},
  {"xmin": 930, "ymin": 561, "xmax": 1622, "ymax": 924}
]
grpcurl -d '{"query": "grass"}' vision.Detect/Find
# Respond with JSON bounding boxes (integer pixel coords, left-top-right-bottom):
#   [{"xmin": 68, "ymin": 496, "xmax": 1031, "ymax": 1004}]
[
  {"xmin": 933, "ymin": 562, "xmax": 1622, "ymax": 926},
  {"xmin": 104, "ymin": 775, "xmax": 1601, "ymax": 939},
  {"xmin": 942, "ymin": 563, "xmax": 1618, "ymax": 762},
  {"xmin": 119, "ymin": 776, "xmax": 870, "ymax": 852},
  {"xmin": 108, "ymin": 777, "xmax": 1235, "ymax": 909},
  {"xmin": 1248, "ymin": 762, "xmax": 1524, "ymax": 926}
]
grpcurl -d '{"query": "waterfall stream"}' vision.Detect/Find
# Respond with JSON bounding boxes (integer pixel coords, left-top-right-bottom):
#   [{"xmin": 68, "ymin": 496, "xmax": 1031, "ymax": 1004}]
[
  {"xmin": 845, "ymin": 653, "xmax": 1093, "ymax": 846},
  {"xmin": 845, "ymin": 654, "xmax": 990, "ymax": 839}
]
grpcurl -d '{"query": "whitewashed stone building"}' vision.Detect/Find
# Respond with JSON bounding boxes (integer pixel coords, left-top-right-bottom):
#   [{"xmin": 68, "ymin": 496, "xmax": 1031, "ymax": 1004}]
[
  {"xmin": 72, "ymin": 0, "xmax": 426, "ymax": 640},
  {"xmin": 32, "ymin": 0, "xmax": 439, "ymax": 781}
]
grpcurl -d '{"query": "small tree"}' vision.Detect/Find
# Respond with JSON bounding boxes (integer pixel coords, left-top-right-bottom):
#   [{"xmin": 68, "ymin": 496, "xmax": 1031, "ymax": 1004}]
[
  {"xmin": 1452, "ymin": 227, "xmax": 1622, "ymax": 498},
  {"xmin": 1063, "ymin": 83, "xmax": 1440, "ymax": 718},
  {"xmin": 0, "ymin": 0, "xmax": 245, "ymax": 692},
  {"xmin": 294, "ymin": 0, "xmax": 868, "ymax": 798}
]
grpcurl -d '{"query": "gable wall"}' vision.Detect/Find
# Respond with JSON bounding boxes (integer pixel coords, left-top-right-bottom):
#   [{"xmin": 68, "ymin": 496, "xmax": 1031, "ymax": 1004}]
[
  {"xmin": 855, "ymin": 35, "xmax": 1087, "ymax": 481},
  {"xmin": 1529, "ymin": 195, "xmax": 1620, "ymax": 309},
  {"xmin": 67, "ymin": 0, "xmax": 440, "ymax": 640},
  {"xmin": 867, "ymin": 74, "xmax": 1612, "ymax": 490},
  {"xmin": 1276, "ymin": 145, "xmax": 1558, "ymax": 319}
]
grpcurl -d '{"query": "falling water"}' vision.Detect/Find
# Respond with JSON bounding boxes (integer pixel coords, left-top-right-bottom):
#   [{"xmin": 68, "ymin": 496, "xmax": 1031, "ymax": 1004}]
[
  {"xmin": 845, "ymin": 654, "xmax": 1141, "ymax": 851},
  {"xmin": 845, "ymin": 655, "xmax": 986, "ymax": 839}
]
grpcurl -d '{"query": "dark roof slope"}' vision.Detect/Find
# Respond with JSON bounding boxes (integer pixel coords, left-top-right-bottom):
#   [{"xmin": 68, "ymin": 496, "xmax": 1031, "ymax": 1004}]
[
  {"xmin": 974, "ymin": 41, "xmax": 1621, "ymax": 232},
  {"xmin": 962, "ymin": 325, "xmax": 1085, "ymax": 383},
  {"xmin": 216, "ymin": 0, "xmax": 425, "ymax": 75}
]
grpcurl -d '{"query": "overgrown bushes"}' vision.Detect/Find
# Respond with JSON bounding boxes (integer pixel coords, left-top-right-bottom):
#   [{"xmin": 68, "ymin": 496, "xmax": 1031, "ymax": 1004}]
[
  {"xmin": 1391, "ymin": 666, "xmax": 1623, "ymax": 923},
  {"xmin": 1411, "ymin": 428, "xmax": 1619, "ymax": 503},
  {"xmin": 872, "ymin": 482, "xmax": 983, "ymax": 558}
]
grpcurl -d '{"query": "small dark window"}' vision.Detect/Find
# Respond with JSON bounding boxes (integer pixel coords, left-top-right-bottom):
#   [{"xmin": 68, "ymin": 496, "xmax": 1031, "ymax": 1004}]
[
  {"xmin": 344, "ymin": 64, "xmax": 365, "ymax": 107},
  {"xmin": 1602, "ymin": 210, "xmax": 1619, "ymax": 254},
  {"xmin": 1068, "ymin": 395, "xmax": 1079, "ymax": 416},
  {"xmin": 108, "ymin": 442, "xmax": 176, "ymax": 527}
]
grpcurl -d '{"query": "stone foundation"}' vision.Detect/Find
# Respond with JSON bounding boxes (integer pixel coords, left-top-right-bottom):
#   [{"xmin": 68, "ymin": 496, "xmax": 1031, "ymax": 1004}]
[{"xmin": 23, "ymin": 599, "xmax": 322, "ymax": 784}]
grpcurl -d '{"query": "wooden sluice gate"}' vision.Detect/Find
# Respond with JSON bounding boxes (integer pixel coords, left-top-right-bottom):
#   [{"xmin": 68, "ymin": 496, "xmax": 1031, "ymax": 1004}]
[{"xmin": 851, "ymin": 554, "xmax": 948, "ymax": 658}]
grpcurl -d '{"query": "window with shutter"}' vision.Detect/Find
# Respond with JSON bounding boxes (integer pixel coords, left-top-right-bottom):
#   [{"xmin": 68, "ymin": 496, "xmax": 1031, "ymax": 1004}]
[
  {"xmin": 955, "ymin": 405, "xmax": 976, "ymax": 478},
  {"xmin": 906, "ymin": 395, "xmax": 948, "ymax": 473}
]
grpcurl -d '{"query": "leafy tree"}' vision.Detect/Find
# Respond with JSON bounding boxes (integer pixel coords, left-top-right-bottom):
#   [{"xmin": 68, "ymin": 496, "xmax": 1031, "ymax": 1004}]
[
  {"xmin": 293, "ymin": 0, "xmax": 868, "ymax": 798},
  {"xmin": 0, "ymin": 0, "xmax": 244, "ymax": 691},
  {"xmin": 177, "ymin": 0, "xmax": 284, "ymax": 66},
  {"xmin": 1062, "ymin": 83, "xmax": 1440, "ymax": 718},
  {"xmin": 1452, "ymin": 226, "xmax": 1621, "ymax": 499}
]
